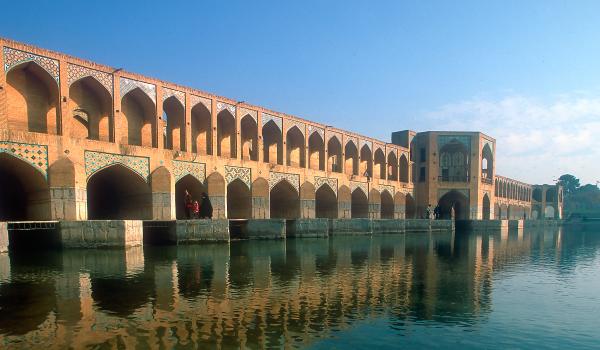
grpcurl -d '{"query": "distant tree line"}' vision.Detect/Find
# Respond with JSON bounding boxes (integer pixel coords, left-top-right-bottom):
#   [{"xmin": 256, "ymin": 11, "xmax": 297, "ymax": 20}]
[{"xmin": 558, "ymin": 174, "xmax": 600, "ymax": 218}]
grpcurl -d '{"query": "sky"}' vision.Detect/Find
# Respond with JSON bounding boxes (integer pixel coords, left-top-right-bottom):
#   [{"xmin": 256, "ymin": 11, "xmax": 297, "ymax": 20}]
[{"xmin": 2, "ymin": 0, "xmax": 599, "ymax": 185}]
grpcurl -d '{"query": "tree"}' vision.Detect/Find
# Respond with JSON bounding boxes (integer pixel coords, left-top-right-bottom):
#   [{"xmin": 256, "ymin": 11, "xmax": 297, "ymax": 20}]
[{"xmin": 558, "ymin": 174, "xmax": 580, "ymax": 196}]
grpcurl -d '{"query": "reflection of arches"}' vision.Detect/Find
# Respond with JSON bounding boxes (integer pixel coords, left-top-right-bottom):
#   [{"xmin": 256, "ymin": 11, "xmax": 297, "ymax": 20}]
[
  {"xmin": 399, "ymin": 154, "xmax": 408, "ymax": 183},
  {"xmin": 308, "ymin": 132, "xmax": 325, "ymax": 170},
  {"xmin": 286, "ymin": 126, "xmax": 305, "ymax": 167},
  {"xmin": 482, "ymin": 194, "xmax": 491, "ymax": 220},
  {"xmin": 437, "ymin": 190, "xmax": 469, "ymax": 220},
  {"xmin": 91, "ymin": 274, "xmax": 153, "ymax": 317},
  {"xmin": 252, "ymin": 177, "xmax": 269, "ymax": 219},
  {"xmin": 69, "ymin": 76, "xmax": 112, "ymax": 141},
  {"xmin": 217, "ymin": 110, "xmax": 236, "ymax": 158},
  {"xmin": 544, "ymin": 205, "xmax": 555, "ymax": 219},
  {"xmin": 87, "ymin": 164, "xmax": 151, "ymax": 219},
  {"xmin": 121, "ymin": 88, "xmax": 156, "ymax": 147},
  {"xmin": 6, "ymin": 61, "xmax": 60, "ymax": 134},
  {"xmin": 163, "ymin": 96, "xmax": 185, "ymax": 151},
  {"xmin": 481, "ymin": 144, "xmax": 493, "ymax": 179},
  {"xmin": 373, "ymin": 148, "xmax": 386, "ymax": 179},
  {"xmin": 191, "ymin": 103, "xmax": 212, "ymax": 155},
  {"xmin": 175, "ymin": 175, "xmax": 207, "ymax": 219},
  {"xmin": 327, "ymin": 136, "xmax": 342, "ymax": 173},
  {"xmin": 263, "ymin": 120, "xmax": 282, "ymax": 165},
  {"xmin": 381, "ymin": 191, "xmax": 394, "ymax": 219},
  {"xmin": 0, "ymin": 278, "xmax": 57, "ymax": 335},
  {"xmin": 360, "ymin": 145, "xmax": 373, "ymax": 177},
  {"xmin": 240, "ymin": 114, "xmax": 258, "ymax": 161},
  {"xmin": 351, "ymin": 189, "xmax": 368, "ymax": 218},
  {"xmin": 0, "ymin": 154, "xmax": 51, "ymax": 220},
  {"xmin": 345, "ymin": 141, "xmax": 358, "ymax": 175},
  {"xmin": 270, "ymin": 180, "xmax": 299, "ymax": 219},
  {"xmin": 315, "ymin": 185, "xmax": 337, "ymax": 219},
  {"xmin": 405, "ymin": 193, "xmax": 416, "ymax": 219},
  {"xmin": 227, "ymin": 179, "xmax": 251, "ymax": 219}
]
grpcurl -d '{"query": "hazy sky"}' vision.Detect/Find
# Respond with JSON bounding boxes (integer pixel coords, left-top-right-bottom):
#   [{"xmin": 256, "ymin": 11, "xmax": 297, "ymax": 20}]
[{"xmin": 2, "ymin": 0, "xmax": 599, "ymax": 184}]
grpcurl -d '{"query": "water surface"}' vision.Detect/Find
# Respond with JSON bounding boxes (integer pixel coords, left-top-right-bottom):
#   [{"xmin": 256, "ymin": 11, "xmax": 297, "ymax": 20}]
[{"xmin": 0, "ymin": 226, "xmax": 599, "ymax": 349}]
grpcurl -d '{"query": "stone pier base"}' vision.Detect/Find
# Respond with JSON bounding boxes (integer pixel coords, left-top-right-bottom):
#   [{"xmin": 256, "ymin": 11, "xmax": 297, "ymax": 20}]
[
  {"xmin": 59, "ymin": 220, "xmax": 143, "ymax": 248},
  {"xmin": 0, "ymin": 222, "xmax": 7, "ymax": 253},
  {"xmin": 286, "ymin": 219, "xmax": 329, "ymax": 238},
  {"xmin": 176, "ymin": 219, "xmax": 229, "ymax": 243},
  {"xmin": 329, "ymin": 219, "xmax": 373, "ymax": 235},
  {"xmin": 246, "ymin": 219, "xmax": 286, "ymax": 239},
  {"xmin": 371, "ymin": 219, "xmax": 405, "ymax": 234}
]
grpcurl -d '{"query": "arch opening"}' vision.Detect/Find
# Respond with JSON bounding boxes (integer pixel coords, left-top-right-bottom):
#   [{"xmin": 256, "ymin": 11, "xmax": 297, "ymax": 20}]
[
  {"xmin": 388, "ymin": 152, "xmax": 399, "ymax": 181},
  {"xmin": 262, "ymin": 120, "xmax": 282, "ymax": 165},
  {"xmin": 399, "ymin": 154, "xmax": 409, "ymax": 183},
  {"xmin": 240, "ymin": 115, "xmax": 258, "ymax": 161},
  {"xmin": 286, "ymin": 127, "xmax": 305, "ymax": 167},
  {"xmin": 121, "ymin": 88, "xmax": 156, "ymax": 147},
  {"xmin": 315, "ymin": 185, "xmax": 337, "ymax": 219},
  {"xmin": 163, "ymin": 96, "xmax": 185, "ymax": 151},
  {"xmin": 270, "ymin": 181, "xmax": 299, "ymax": 219},
  {"xmin": 191, "ymin": 103, "xmax": 212, "ymax": 155},
  {"xmin": 217, "ymin": 110, "xmax": 236, "ymax": 158},
  {"xmin": 439, "ymin": 140, "xmax": 470, "ymax": 182},
  {"xmin": 437, "ymin": 190, "xmax": 469, "ymax": 220},
  {"xmin": 175, "ymin": 175, "xmax": 207, "ymax": 219},
  {"xmin": 381, "ymin": 191, "xmax": 394, "ymax": 219},
  {"xmin": 345, "ymin": 141, "xmax": 358, "ymax": 175},
  {"xmin": 481, "ymin": 144, "xmax": 493, "ymax": 180},
  {"xmin": 351, "ymin": 189, "xmax": 368, "ymax": 218},
  {"xmin": 69, "ymin": 76, "xmax": 112, "ymax": 141},
  {"xmin": 482, "ymin": 194, "xmax": 491, "ymax": 220},
  {"xmin": 308, "ymin": 132, "xmax": 325, "ymax": 171},
  {"xmin": 227, "ymin": 179, "xmax": 252, "ymax": 219},
  {"xmin": 0, "ymin": 154, "xmax": 50, "ymax": 220},
  {"xmin": 6, "ymin": 61, "xmax": 60, "ymax": 134},
  {"xmin": 374, "ymin": 149, "xmax": 386, "ymax": 180},
  {"xmin": 360, "ymin": 145, "xmax": 373, "ymax": 178},
  {"xmin": 87, "ymin": 165, "xmax": 151, "ymax": 219},
  {"xmin": 327, "ymin": 137, "xmax": 342, "ymax": 173}
]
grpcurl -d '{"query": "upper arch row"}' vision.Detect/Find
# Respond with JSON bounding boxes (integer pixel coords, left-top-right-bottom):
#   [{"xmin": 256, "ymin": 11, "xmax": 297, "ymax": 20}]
[{"xmin": 2, "ymin": 44, "xmax": 408, "ymax": 156}]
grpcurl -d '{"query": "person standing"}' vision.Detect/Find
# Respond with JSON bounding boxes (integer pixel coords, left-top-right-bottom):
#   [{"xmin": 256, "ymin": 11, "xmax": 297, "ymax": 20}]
[
  {"xmin": 184, "ymin": 190, "xmax": 193, "ymax": 219},
  {"xmin": 199, "ymin": 192, "xmax": 213, "ymax": 219},
  {"xmin": 193, "ymin": 200, "xmax": 200, "ymax": 219}
]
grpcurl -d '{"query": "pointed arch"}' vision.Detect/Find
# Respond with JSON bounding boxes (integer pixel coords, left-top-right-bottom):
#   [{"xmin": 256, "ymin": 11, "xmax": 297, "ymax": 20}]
[
  {"xmin": 381, "ymin": 190, "xmax": 394, "ymax": 219},
  {"xmin": 316, "ymin": 184, "xmax": 337, "ymax": 219},
  {"xmin": 286, "ymin": 125, "xmax": 305, "ymax": 167},
  {"xmin": 388, "ymin": 151, "xmax": 399, "ymax": 181},
  {"xmin": 227, "ymin": 178, "xmax": 252, "ymax": 219},
  {"xmin": 345, "ymin": 140, "xmax": 359, "ymax": 175},
  {"xmin": 327, "ymin": 136, "xmax": 342, "ymax": 173},
  {"xmin": 69, "ymin": 76, "xmax": 112, "ymax": 141},
  {"xmin": 482, "ymin": 193, "xmax": 491, "ymax": 220},
  {"xmin": 217, "ymin": 109, "xmax": 236, "ymax": 158},
  {"xmin": 240, "ymin": 114, "xmax": 258, "ymax": 161},
  {"xmin": 263, "ymin": 119, "xmax": 283, "ymax": 165},
  {"xmin": 175, "ymin": 174, "xmax": 207, "ymax": 219},
  {"xmin": 399, "ymin": 154, "xmax": 409, "ymax": 183},
  {"xmin": 0, "ymin": 153, "xmax": 51, "ymax": 220},
  {"xmin": 6, "ymin": 61, "xmax": 60, "ymax": 134},
  {"xmin": 360, "ymin": 144, "xmax": 373, "ymax": 178},
  {"xmin": 374, "ymin": 148, "xmax": 386, "ymax": 180},
  {"xmin": 482, "ymin": 144, "xmax": 493, "ymax": 180},
  {"xmin": 163, "ymin": 95, "xmax": 185, "ymax": 151},
  {"xmin": 351, "ymin": 188, "xmax": 368, "ymax": 218},
  {"xmin": 308, "ymin": 131, "xmax": 325, "ymax": 170},
  {"xmin": 270, "ymin": 180, "xmax": 299, "ymax": 219},
  {"xmin": 121, "ymin": 87, "xmax": 156, "ymax": 147},
  {"xmin": 191, "ymin": 102, "xmax": 212, "ymax": 155}
]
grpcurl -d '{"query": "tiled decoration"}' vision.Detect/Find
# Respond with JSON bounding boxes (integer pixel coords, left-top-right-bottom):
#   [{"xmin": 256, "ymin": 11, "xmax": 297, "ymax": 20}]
[
  {"xmin": 438, "ymin": 135, "xmax": 471, "ymax": 152},
  {"xmin": 350, "ymin": 181, "xmax": 368, "ymax": 196},
  {"xmin": 120, "ymin": 77, "xmax": 156, "ymax": 104},
  {"xmin": 360, "ymin": 140, "xmax": 372, "ymax": 152},
  {"xmin": 286, "ymin": 119, "xmax": 305, "ymax": 136},
  {"xmin": 269, "ymin": 171, "xmax": 300, "ymax": 192},
  {"xmin": 308, "ymin": 125, "xmax": 325, "ymax": 140},
  {"xmin": 173, "ymin": 160, "xmax": 206, "ymax": 183},
  {"xmin": 225, "ymin": 165, "xmax": 251, "ymax": 188},
  {"xmin": 3, "ymin": 47, "xmax": 60, "ymax": 83},
  {"xmin": 482, "ymin": 138, "xmax": 494, "ymax": 153},
  {"xmin": 162, "ymin": 87, "xmax": 185, "ymax": 106},
  {"xmin": 216, "ymin": 102, "xmax": 236, "ymax": 116},
  {"xmin": 0, "ymin": 141, "xmax": 48, "ymax": 178},
  {"xmin": 314, "ymin": 176, "xmax": 338, "ymax": 196},
  {"xmin": 379, "ymin": 184, "xmax": 395, "ymax": 196},
  {"xmin": 345, "ymin": 137, "xmax": 358, "ymax": 149},
  {"xmin": 239, "ymin": 107, "xmax": 257, "ymax": 122},
  {"xmin": 67, "ymin": 63, "xmax": 113, "ymax": 95},
  {"xmin": 85, "ymin": 151, "xmax": 150, "ymax": 181},
  {"xmin": 190, "ymin": 95, "xmax": 212, "ymax": 111},
  {"xmin": 262, "ymin": 113, "xmax": 282, "ymax": 131}
]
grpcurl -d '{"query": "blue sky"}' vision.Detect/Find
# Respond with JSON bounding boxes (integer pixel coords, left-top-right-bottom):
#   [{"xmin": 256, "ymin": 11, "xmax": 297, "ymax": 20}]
[{"xmin": 2, "ymin": 0, "xmax": 599, "ymax": 184}]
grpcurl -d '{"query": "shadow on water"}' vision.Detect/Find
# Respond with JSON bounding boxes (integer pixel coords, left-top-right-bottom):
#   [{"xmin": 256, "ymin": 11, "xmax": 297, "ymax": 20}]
[{"xmin": 0, "ymin": 224, "xmax": 599, "ymax": 348}]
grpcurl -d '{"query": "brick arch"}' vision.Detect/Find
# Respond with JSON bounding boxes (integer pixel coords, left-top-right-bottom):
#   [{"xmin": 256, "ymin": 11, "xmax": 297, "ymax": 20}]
[
  {"xmin": 6, "ymin": 60, "xmax": 60, "ymax": 134},
  {"xmin": 69, "ymin": 75, "xmax": 113, "ymax": 141},
  {"xmin": 121, "ymin": 87, "xmax": 156, "ymax": 147},
  {"xmin": 163, "ymin": 95, "xmax": 186, "ymax": 151}
]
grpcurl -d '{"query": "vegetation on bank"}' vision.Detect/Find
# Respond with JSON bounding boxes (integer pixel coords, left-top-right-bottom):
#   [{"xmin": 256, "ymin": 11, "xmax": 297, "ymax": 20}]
[{"xmin": 558, "ymin": 174, "xmax": 600, "ymax": 219}]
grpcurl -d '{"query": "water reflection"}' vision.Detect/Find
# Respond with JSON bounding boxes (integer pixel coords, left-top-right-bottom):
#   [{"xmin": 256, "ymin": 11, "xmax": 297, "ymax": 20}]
[{"xmin": 0, "ymin": 226, "xmax": 599, "ymax": 348}]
